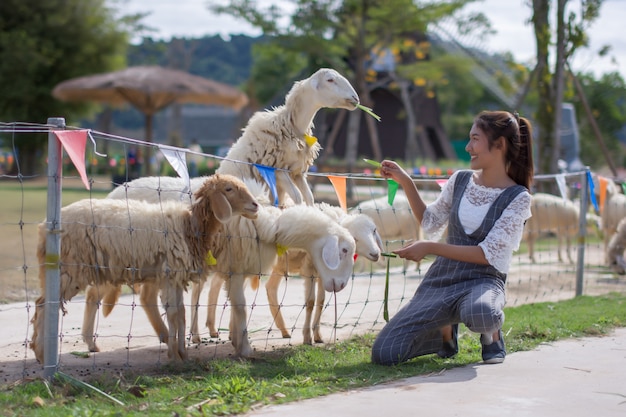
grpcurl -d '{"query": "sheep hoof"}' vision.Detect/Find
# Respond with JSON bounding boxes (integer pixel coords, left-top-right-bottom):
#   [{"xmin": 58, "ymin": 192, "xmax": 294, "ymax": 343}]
[
  {"xmin": 191, "ymin": 335, "xmax": 201, "ymax": 344},
  {"xmin": 209, "ymin": 331, "xmax": 219, "ymax": 338},
  {"xmin": 280, "ymin": 332, "xmax": 291, "ymax": 339},
  {"xmin": 88, "ymin": 346, "xmax": 100, "ymax": 353}
]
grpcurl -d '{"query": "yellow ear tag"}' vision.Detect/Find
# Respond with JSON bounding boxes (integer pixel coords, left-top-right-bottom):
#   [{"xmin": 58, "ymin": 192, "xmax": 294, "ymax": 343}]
[
  {"xmin": 304, "ymin": 134, "xmax": 317, "ymax": 147},
  {"xmin": 205, "ymin": 250, "xmax": 217, "ymax": 266},
  {"xmin": 276, "ymin": 243, "xmax": 289, "ymax": 256}
]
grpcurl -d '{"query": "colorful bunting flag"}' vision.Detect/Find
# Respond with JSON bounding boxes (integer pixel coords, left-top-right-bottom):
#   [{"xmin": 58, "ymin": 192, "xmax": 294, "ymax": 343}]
[
  {"xmin": 555, "ymin": 174, "xmax": 568, "ymax": 200},
  {"xmin": 254, "ymin": 164, "xmax": 279, "ymax": 206},
  {"xmin": 327, "ymin": 175, "xmax": 347, "ymax": 212},
  {"xmin": 160, "ymin": 147, "xmax": 190, "ymax": 192},
  {"xmin": 587, "ymin": 171, "xmax": 599, "ymax": 213},
  {"xmin": 387, "ymin": 179, "xmax": 399, "ymax": 206},
  {"xmin": 54, "ymin": 130, "xmax": 90, "ymax": 190}
]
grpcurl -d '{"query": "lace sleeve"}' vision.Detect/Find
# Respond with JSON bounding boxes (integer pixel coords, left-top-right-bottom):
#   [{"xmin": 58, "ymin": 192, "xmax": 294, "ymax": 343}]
[
  {"xmin": 422, "ymin": 171, "xmax": 458, "ymax": 241},
  {"xmin": 478, "ymin": 191, "xmax": 532, "ymax": 273}
]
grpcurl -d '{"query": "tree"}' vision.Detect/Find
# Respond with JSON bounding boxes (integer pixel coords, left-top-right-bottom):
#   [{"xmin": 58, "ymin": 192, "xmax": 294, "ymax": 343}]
[
  {"xmin": 0, "ymin": 0, "xmax": 145, "ymax": 175},
  {"xmin": 211, "ymin": 0, "xmax": 485, "ymax": 167},
  {"xmin": 529, "ymin": 0, "xmax": 603, "ymax": 178}
]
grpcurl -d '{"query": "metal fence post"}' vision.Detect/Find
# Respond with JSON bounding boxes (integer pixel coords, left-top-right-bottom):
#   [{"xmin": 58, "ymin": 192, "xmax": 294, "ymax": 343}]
[
  {"xmin": 43, "ymin": 117, "xmax": 65, "ymax": 379},
  {"xmin": 575, "ymin": 168, "xmax": 590, "ymax": 297}
]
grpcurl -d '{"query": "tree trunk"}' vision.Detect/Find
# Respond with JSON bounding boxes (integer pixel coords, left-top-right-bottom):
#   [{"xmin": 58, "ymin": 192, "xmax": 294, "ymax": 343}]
[{"xmin": 532, "ymin": 0, "xmax": 555, "ymax": 189}]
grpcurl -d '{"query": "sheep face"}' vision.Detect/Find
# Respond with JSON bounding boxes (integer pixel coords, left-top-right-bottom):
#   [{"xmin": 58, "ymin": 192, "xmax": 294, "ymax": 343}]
[
  {"xmin": 307, "ymin": 68, "xmax": 359, "ymax": 111},
  {"xmin": 194, "ymin": 174, "xmax": 259, "ymax": 222},
  {"xmin": 308, "ymin": 233, "xmax": 355, "ymax": 293},
  {"xmin": 342, "ymin": 214, "xmax": 383, "ymax": 262}
]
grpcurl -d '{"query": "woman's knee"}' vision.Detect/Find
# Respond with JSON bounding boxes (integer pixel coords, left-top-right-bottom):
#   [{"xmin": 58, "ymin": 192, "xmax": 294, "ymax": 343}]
[{"xmin": 461, "ymin": 302, "xmax": 504, "ymax": 333}]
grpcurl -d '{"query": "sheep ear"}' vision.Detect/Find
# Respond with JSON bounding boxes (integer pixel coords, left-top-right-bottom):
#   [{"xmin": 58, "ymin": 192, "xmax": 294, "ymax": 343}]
[
  {"xmin": 321, "ymin": 235, "xmax": 341, "ymax": 270},
  {"xmin": 212, "ymin": 192, "xmax": 233, "ymax": 222}
]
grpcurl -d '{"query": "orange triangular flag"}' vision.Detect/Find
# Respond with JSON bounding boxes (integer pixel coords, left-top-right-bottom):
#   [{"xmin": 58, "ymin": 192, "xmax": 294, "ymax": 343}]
[
  {"xmin": 599, "ymin": 176, "xmax": 608, "ymax": 214},
  {"xmin": 327, "ymin": 175, "xmax": 347, "ymax": 212},
  {"xmin": 54, "ymin": 130, "xmax": 90, "ymax": 190}
]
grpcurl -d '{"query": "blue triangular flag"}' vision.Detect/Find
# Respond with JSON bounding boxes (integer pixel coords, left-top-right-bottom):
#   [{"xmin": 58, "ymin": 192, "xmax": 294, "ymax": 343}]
[
  {"xmin": 587, "ymin": 171, "xmax": 598, "ymax": 213},
  {"xmin": 254, "ymin": 164, "xmax": 279, "ymax": 206}
]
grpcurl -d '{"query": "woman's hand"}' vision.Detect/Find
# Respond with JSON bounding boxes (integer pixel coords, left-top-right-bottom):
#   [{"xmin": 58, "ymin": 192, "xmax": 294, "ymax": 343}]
[
  {"xmin": 393, "ymin": 241, "xmax": 432, "ymax": 263},
  {"xmin": 380, "ymin": 160, "xmax": 410, "ymax": 184}
]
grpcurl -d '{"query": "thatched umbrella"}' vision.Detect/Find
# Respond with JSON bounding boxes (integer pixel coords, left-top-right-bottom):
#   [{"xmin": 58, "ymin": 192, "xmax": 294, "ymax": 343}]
[{"xmin": 52, "ymin": 65, "xmax": 249, "ymax": 174}]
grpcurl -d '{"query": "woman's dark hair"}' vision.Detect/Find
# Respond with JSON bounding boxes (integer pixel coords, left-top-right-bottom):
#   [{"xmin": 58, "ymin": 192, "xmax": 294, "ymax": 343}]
[{"xmin": 473, "ymin": 110, "xmax": 534, "ymax": 189}]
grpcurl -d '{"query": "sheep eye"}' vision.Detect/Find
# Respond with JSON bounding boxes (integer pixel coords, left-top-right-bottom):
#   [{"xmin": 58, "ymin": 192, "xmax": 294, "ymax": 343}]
[
  {"xmin": 225, "ymin": 186, "xmax": 233, "ymax": 192},
  {"xmin": 327, "ymin": 78, "xmax": 335, "ymax": 83},
  {"xmin": 342, "ymin": 248, "xmax": 348, "ymax": 254}
]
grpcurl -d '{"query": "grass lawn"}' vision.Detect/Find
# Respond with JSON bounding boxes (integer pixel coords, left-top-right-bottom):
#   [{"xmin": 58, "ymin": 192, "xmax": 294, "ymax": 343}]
[{"xmin": 0, "ymin": 293, "xmax": 624, "ymax": 416}]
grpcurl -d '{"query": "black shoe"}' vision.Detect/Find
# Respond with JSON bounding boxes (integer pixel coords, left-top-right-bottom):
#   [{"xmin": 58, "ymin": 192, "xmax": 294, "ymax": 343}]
[
  {"xmin": 481, "ymin": 329, "xmax": 506, "ymax": 364},
  {"xmin": 437, "ymin": 323, "xmax": 458, "ymax": 358}
]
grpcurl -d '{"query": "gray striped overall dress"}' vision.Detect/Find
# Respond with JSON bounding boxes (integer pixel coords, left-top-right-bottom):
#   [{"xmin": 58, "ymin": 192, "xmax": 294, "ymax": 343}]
[{"xmin": 372, "ymin": 170, "xmax": 526, "ymax": 365}]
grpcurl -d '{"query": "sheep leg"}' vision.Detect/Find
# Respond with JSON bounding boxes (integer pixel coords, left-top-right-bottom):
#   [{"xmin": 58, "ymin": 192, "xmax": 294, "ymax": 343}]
[
  {"xmin": 527, "ymin": 234, "xmax": 536, "ymax": 263},
  {"xmin": 30, "ymin": 295, "xmax": 46, "ymax": 363},
  {"xmin": 140, "ymin": 282, "xmax": 168, "ymax": 344},
  {"xmin": 81, "ymin": 283, "xmax": 119, "ymax": 352},
  {"xmin": 266, "ymin": 267, "xmax": 291, "ymax": 338},
  {"xmin": 100, "ymin": 284, "xmax": 123, "ymax": 317},
  {"xmin": 189, "ymin": 279, "xmax": 205, "ymax": 344},
  {"xmin": 160, "ymin": 283, "xmax": 187, "ymax": 361},
  {"xmin": 206, "ymin": 274, "xmax": 223, "ymax": 338},
  {"xmin": 312, "ymin": 277, "xmax": 325, "ymax": 344},
  {"xmin": 293, "ymin": 173, "xmax": 315, "ymax": 206},
  {"xmin": 225, "ymin": 274, "xmax": 252, "ymax": 357},
  {"xmin": 302, "ymin": 275, "xmax": 316, "ymax": 345}
]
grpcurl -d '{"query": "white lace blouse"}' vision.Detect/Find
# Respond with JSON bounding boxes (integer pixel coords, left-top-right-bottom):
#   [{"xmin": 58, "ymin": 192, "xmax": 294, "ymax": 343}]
[{"xmin": 422, "ymin": 170, "xmax": 532, "ymax": 274}]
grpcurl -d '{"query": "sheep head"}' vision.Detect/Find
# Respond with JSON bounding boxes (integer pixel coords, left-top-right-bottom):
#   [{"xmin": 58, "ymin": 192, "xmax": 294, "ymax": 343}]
[
  {"xmin": 341, "ymin": 214, "xmax": 383, "ymax": 262},
  {"xmin": 304, "ymin": 68, "xmax": 360, "ymax": 111},
  {"xmin": 193, "ymin": 174, "xmax": 259, "ymax": 223},
  {"xmin": 275, "ymin": 205, "xmax": 355, "ymax": 293}
]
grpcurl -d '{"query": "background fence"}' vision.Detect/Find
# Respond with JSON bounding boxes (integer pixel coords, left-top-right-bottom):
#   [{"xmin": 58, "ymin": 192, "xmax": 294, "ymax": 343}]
[{"xmin": 0, "ymin": 120, "xmax": 624, "ymax": 383}]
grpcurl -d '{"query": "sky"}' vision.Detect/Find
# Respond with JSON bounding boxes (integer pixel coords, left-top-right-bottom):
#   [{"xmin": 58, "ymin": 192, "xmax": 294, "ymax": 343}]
[{"xmin": 123, "ymin": 0, "xmax": 626, "ymax": 81}]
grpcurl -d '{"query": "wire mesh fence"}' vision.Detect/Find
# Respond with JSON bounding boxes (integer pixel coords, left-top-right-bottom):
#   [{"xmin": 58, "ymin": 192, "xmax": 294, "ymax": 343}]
[{"xmin": 0, "ymin": 120, "xmax": 624, "ymax": 384}]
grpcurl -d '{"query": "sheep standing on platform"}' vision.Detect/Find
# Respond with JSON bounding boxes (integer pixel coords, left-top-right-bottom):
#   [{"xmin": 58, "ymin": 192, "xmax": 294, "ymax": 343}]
[
  {"xmin": 262, "ymin": 202, "xmax": 383, "ymax": 345},
  {"xmin": 31, "ymin": 174, "xmax": 259, "ymax": 363},
  {"xmin": 217, "ymin": 68, "xmax": 359, "ymax": 207},
  {"xmin": 93, "ymin": 177, "xmax": 356, "ymax": 358}
]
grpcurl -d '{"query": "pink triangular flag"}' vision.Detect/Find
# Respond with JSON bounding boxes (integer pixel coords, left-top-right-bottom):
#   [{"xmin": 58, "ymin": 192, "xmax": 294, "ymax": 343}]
[
  {"xmin": 328, "ymin": 175, "xmax": 347, "ymax": 212},
  {"xmin": 54, "ymin": 130, "xmax": 90, "ymax": 190}
]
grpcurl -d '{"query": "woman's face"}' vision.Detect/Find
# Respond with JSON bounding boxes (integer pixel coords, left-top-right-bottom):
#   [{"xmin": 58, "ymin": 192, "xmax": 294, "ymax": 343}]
[{"xmin": 465, "ymin": 124, "xmax": 502, "ymax": 170}]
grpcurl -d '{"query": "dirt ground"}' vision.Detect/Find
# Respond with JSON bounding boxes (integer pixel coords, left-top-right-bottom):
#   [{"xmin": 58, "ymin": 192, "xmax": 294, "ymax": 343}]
[{"xmin": 1, "ymin": 243, "xmax": 624, "ymax": 385}]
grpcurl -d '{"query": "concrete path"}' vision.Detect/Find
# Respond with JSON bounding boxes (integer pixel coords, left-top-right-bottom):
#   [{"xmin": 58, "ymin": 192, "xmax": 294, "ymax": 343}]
[{"xmin": 245, "ymin": 328, "xmax": 626, "ymax": 417}]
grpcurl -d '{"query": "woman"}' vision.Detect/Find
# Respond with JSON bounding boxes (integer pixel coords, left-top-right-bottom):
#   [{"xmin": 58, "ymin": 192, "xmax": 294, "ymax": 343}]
[{"xmin": 371, "ymin": 110, "xmax": 533, "ymax": 366}]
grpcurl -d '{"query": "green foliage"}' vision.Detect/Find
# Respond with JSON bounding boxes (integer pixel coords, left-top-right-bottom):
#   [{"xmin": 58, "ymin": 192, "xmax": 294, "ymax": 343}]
[
  {"xmin": 0, "ymin": 0, "xmax": 144, "ymax": 174},
  {"xmin": 2, "ymin": 294, "xmax": 625, "ymax": 416},
  {"xmin": 574, "ymin": 71, "xmax": 626, "ymax": 170}
]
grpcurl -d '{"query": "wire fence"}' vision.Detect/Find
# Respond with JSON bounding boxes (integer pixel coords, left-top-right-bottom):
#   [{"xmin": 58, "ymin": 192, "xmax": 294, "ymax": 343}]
[{"xmin": 0, "ymin": 119, "xmax": 624, "ymax": 383}]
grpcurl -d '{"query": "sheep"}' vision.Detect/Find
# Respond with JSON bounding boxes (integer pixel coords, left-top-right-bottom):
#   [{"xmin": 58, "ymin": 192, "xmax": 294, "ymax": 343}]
[
  {"xmin": 607, "ymin": 216, "xmax": 626, "ymax": 274},
  {"xmin": 599, "ymin": 180, "xmax": 626, "ymax": 259},
  {"xmin": 217, "ymin": 68, "xmax": 359, "ymax": 207},
  {"xmin": 349, "ymin": 192, "xmax": 423, "ymax": 271},
  {"xmin": 262, "ymin": 202, "xmax": 383, "ymax": 344},
  {"xmin": 31, "ymin": 174, "xmax": 259, "ymax": 363},
  {"xmin": 91, "ymin": 176, "xmax": 356, "ymax": 358},
  {"xmin": 522, "ymin": 192, "xmax": 599, "ymax": 264}
]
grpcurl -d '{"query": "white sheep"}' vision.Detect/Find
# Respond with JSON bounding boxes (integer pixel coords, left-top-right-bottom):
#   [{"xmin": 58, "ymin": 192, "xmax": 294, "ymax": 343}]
[
  {"xmin": 263, "ymin": 202, "xmax": 383, "ymax": 344},
  {"xmin": 92, "ymin": 176, "xmax": 356, "ymax": 358},
  {"xmin": 522, "ymin": 192, "xmax": 600, "ymax": 264},
  {"xmin": 606, "ymin": 216, "xmax": 626, "ymax": 274},
  {"xmin": 217, "ymin": 68, "xmax": 359, "ymax": 207},
  {"xmin": 600, "ymin": 180, "xmax": 626, "ymax": 259},
  {"xmin": 31, "ymin": 174, "xmax": 259, "ymax": 363},
  {"xmin": 349, "ymin": 192, "xmax": 423, "ymax": 271}
]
